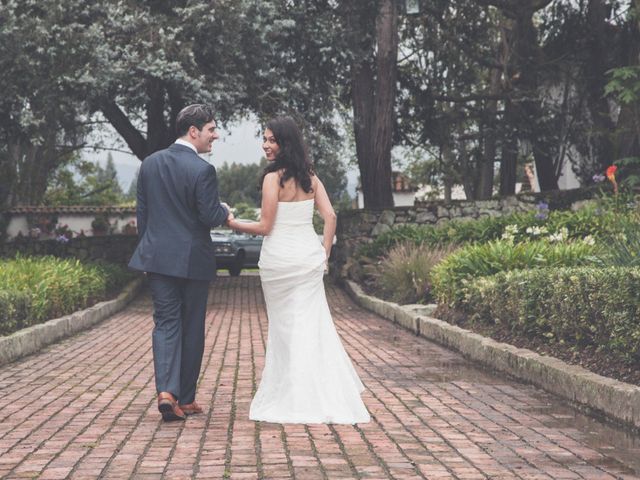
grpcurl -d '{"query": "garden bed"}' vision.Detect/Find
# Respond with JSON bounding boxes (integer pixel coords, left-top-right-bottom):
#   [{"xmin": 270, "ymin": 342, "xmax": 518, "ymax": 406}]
[
  {"xmin": 435, "ymin": 304, "xmax": 640, "ymax": 388},
  {"xmin": 0, "ymin": 255, "xmax": 136, "ymax": 336},
  {"xmin": 352, "ymin": 194, "xmax": 640, "ymax": 389}
]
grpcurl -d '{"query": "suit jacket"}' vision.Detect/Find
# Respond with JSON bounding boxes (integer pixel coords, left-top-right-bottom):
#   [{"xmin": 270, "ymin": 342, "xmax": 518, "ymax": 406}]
[{"xmin": 128, "ymin": 143, "xmax": 229, "ymax": 280}]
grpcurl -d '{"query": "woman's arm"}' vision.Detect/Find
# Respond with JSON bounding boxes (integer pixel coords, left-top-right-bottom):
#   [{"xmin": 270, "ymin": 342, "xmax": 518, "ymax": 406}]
[
  {"xmin": 228, "ymin": 172, "xmax": 279, "ymax": 236},
  {"xmin": 314, "ymin": 177, "xmax": 337, "ymax": 259}
]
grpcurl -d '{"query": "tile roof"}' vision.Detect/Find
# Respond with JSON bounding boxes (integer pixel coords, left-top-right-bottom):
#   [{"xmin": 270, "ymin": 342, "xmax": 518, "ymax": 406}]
[{"xmin": 8, "ymin": 206, "xmax": 136, "ymax": 214}]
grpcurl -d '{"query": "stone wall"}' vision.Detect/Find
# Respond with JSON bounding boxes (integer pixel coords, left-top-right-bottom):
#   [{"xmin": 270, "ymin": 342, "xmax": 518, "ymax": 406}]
[
  {"xmin": 1, "ymin": 234, "xmax": 139, "ymax": 267},
  {"xmin": 333, "ymin": 186, "xmax": 605, "ymax": 277}
]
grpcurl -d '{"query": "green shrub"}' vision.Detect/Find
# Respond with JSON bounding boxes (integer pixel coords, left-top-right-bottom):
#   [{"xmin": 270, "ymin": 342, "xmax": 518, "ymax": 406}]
[
  {"xmin": 544, "ymin": 207, "xmax": 618, "ymax": 240},
  {"xmin": 0, "ymin": 290, "xmax": 33, "ymax": 336},
  {"xmin": 597, "ymin": 212, "xmax": 640, "ymax": 267},
  {"xmin": 377, "ymin": 243, "xmax": 456, "ymax": 304},
  {"xmin": 359, "ymin": 216, "xmax": 515, "ymax": 257},
  {"xmin": 359, "ymin": 206, "xmax": 620, "ymax": 258},
  {"xmin": 462, "ymin": 267, "xmax": 640, "ymax": 361},
  {"xmin": 0, "ymin": 256, "xmax": 134, "ymax": 335},
  {"xmin": 90, "ymin": 259, "xmax": 136, "ymax": 293},
  {"xmin": 431, "ymin": 240, "xmax": 600, "ymax": 306}
]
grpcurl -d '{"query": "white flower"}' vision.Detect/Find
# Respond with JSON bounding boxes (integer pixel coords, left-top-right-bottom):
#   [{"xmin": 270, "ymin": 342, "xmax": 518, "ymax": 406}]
[
  {"xmin": 548, "ymin": 232, "xmax": 563, "ymax": 242},
  {"xmin": 501, "ymin": 232, "xmax": 515, "ymax": 243},
  {"xmin": 527, "ymin": 226, "xmax": 545, "ymax": 236},
  {"xmin": 548, "ymin": 227, "xmax": 568, "ymax": 243},
  {"xmin": 583, "ymin": 235, "xmax": 596, "ymax": 246}
]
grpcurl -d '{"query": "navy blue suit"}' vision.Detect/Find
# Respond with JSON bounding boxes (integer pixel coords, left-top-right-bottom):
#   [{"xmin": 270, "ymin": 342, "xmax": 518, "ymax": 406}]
[{"xmin": 129, "ymin": 143, "xmax": 228, "ymax": 404}]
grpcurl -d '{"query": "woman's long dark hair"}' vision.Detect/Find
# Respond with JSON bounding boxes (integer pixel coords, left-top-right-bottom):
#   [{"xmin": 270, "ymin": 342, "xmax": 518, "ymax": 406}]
[{"xmin": 260, "ymin": 116, "xmax": 314, "ymax": 193}]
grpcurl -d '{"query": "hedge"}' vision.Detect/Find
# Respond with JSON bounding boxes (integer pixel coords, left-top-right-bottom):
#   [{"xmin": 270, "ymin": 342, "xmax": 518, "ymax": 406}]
[
  {"xmin": 460, "ymin": 267, "xmax": 640, "ymax": 361},
  {"xmin": 431, "ymin": 240, "xmax": 600, "ymax": 306}
]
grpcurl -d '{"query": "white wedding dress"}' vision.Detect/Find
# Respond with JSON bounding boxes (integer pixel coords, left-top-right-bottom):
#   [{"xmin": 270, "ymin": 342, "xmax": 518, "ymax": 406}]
[{"xmin": 250, "ymin": 199, "xmax": 370, "ymax": 424}]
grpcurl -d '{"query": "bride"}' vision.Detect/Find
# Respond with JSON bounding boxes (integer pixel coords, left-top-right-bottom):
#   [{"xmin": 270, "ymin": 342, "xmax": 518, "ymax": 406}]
[{"xmin": 227, "ymin": 117, "xmax": 370, "ymax": 424}]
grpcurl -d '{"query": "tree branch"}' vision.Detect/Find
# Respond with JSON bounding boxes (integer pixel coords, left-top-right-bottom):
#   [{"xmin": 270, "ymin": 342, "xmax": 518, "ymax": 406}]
[{"xmin": 100, "ymin": 100, "xmax": 148, "ymax": 161}]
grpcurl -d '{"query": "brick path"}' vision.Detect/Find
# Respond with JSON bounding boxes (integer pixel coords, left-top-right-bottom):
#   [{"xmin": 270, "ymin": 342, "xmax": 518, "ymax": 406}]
[{"xmin": 1, "ymin": 275, "xmax": 639, "ymax": 480}]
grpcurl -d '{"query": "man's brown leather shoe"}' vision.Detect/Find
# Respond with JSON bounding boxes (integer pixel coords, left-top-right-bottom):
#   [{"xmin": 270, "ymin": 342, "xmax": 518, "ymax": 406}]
[
  {"xmin": 179, "ymin": 401, "xmax": 203, "ymax": 416},
  {"xmin": 158, "ymin": 392, "xmax": 186, "ymax": 421}
]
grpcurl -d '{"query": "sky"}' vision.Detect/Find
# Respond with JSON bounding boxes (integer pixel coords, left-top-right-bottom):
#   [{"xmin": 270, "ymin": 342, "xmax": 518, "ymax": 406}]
[{"xmin": 84, "ymin": 118, "xmax": 360, "ymax": 197}]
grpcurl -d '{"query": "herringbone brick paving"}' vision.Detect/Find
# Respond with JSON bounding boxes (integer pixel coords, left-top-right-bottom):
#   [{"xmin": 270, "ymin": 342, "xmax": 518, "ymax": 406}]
[{"xmin": 0, "ymin": 274, "xmax": 638, "ymax": 479}]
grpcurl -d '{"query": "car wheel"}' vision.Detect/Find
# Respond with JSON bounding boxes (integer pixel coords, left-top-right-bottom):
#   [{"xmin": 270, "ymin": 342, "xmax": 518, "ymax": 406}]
[{"xmin": 229, "ymin": 251, "xmax": 245, "ymax": 277}]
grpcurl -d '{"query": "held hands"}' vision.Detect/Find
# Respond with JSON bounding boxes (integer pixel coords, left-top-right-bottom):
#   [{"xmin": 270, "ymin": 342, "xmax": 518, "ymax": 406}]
[{"xmin": 221, "ymin": 202, "xmax": 235, "ymax": 226}]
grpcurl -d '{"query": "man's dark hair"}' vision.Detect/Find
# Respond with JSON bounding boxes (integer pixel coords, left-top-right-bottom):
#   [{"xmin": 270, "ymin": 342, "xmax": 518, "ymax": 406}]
[{"xmin": 175, "ymin": 104, "xmax": 216, "ymax": 137}]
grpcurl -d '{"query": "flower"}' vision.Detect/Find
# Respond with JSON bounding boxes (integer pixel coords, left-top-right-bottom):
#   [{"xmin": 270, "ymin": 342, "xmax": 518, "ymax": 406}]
[
  {"xmin": 548, "ymin": 232, "xmax": 563, "ymax": 242},
  {"xmin": 606, "ymin": 165, "xmax": 618, "ymax": 194},
  {"xmin": 583, "ymin": 235, "xmax": 596, "ymax": 246},
  {"xmin": 592, "ymin": 173, "xmax": 605, "ymax": 183},
  {"xmin": 501, "ymin": 232, "xmax": 515, "ymax": 243},
  {"xmin": 526, "ymin": 226, "xmax": 547, "ymax": 236},
  {"xmin": 535, "ymin": 201, "xmax": 549, "ymax": 220},
  {"xmin": 548, "ymin": 227, "xmax": 568, "ymax": 243}
]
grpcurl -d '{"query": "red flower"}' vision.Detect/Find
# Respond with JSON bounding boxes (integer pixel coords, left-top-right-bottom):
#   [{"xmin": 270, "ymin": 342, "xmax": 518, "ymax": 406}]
[{"xmin": 606, "ymin": 165, "xmax": 618, "ymax": 194}]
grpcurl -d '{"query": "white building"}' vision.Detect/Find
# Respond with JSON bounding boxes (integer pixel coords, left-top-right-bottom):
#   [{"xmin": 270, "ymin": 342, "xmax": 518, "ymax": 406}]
[{"xmin": 355, "ymin": 172, "xmax": 418, "ymax": 208}]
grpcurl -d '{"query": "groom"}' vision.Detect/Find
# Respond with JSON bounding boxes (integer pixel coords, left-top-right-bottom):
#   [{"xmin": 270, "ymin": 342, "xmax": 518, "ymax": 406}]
[{"xmin": 129, "ymin": 104, "xmax": 231, "ymax": 421}]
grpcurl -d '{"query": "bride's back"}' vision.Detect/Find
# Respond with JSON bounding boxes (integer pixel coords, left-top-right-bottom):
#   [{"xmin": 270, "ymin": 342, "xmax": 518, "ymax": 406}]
[{"xmin": 277, "ymin": 174, "xmax": 316, "ymax": 203}]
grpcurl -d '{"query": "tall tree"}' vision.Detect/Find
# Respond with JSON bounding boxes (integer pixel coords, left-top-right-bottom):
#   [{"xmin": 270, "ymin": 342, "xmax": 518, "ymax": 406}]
[
  {"xmin": 44, "ymin": 154, "xmax": 127, "ymax": 206},
  {"xmin": 342, "ymin": 0, "xmax": 398, "ymax": 208},
  {"xmin": 217, "ymin": 160, "xmax": 264, "ymax": 207},
  {"xmin": 397, "ymin": 0, "xmax": 504, "ymax": 199},
  {"xmin": 0, "ymin": 0, "xmax": 99, "ymax": 208},
  {"xmin": 607, "ymin": 0, "xmax": 640, "ymax": 162}
]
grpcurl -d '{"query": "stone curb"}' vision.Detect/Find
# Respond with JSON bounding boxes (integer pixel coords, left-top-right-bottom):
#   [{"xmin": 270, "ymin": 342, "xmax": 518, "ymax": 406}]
[
  {"xmin": 0, "ymin": 277, "xmax": 144, "ymax": 367},
  {"xmin": 344, "ymin": 280, "xmax": 640, "ymax": 431}
]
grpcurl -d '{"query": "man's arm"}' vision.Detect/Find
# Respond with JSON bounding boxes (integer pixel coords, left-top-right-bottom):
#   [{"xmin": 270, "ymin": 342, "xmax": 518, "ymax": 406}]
[
  {"xmin": 136, "ymin": 167, "xmax": 147, "ymax": 239},
  {"xmin": 195, "ymin": 165, "xmax": 229, "ymax": 228}
]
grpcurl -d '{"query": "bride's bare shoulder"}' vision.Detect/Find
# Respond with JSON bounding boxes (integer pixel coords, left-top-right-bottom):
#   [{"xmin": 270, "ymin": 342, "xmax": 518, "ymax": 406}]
[
  {"xmin": 262, "ymin": 171, "xmax": 281, "ymax": 188},
  {"xmin": 311, "ymin": 174, "xmax": 325, "ymax": 189}
]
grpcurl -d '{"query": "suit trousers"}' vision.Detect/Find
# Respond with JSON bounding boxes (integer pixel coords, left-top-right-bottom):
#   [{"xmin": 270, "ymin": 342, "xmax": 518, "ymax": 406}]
[{"xmin": 148, "ymin": 273, "xmax": 210, "ymax": 404}]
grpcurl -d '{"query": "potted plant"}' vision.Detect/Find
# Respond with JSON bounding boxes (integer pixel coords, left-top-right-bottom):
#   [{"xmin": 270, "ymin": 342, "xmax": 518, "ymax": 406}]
[
  {"xmin": 54, "ymin": 223, "xmax": 74, "ymax": 240},
  {"xmin": 91, "ymin": 215, "xmax": 110, "ymax": 236},
  {"xmin": 122, "ymin": 220, "xmax": 137, "ymax": 236}
]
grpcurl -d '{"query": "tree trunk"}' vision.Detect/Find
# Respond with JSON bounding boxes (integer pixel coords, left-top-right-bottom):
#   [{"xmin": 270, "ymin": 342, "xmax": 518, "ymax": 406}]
[
  {"xmin": 512, "ymin": 6, "xmax": 558, "ymax": 191},
  {"xmin": 349, "ymin": 0, "xmax": 397, "ymax": 209},
  {"xmin": 147, "ymin": 79, "xmax": 173, "ymax": 154},
  {"xmin": 351, "ymin": 61, "xmax": 376, "ymax": 205},
  {"xmin": 500, "ymin": 99, "xmax": 518, "ymax": 195},
  {"xmin": 101, "ymin": 86, "xmax": 176, "ymax": 162},
  {"xmin": 101, "ymin": 100, "xmax": 149, "ymax": 160},
  {"xmin": 477, "ymin": 67, "xmax": 502, "ymax": 199},
  {"xmin": 0, "ymin": 148, "xmax": 17, "ymax": 208},
  {"xmin": 485, "ymin": 0, "xmax": 557, "ymax": 192},
  {"xmin": 584, "ymin": 0, "xmax": 615, "ymax": 169}
]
